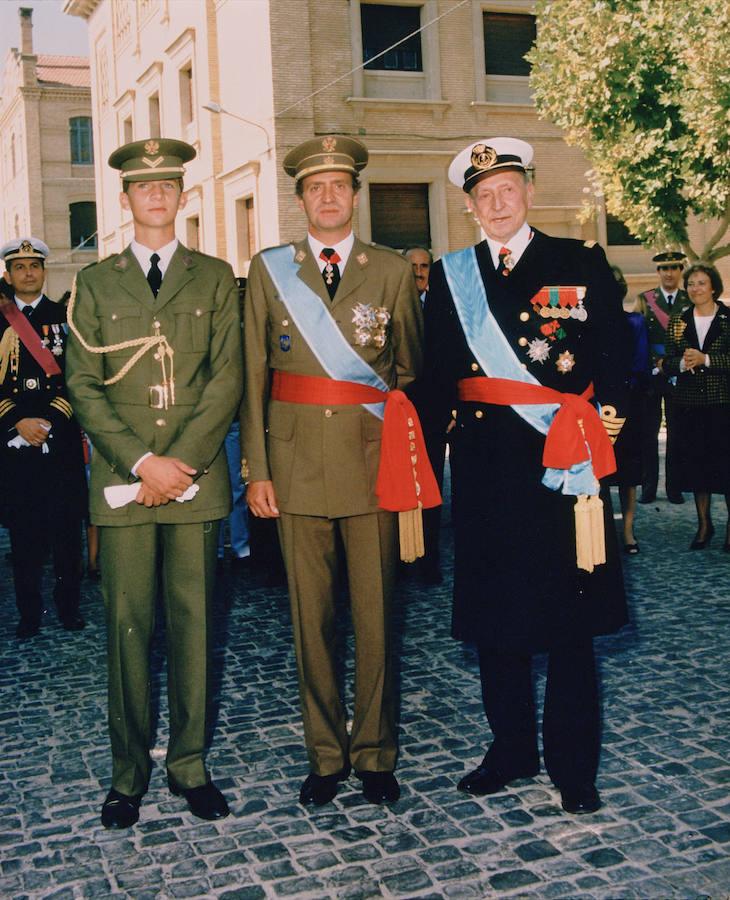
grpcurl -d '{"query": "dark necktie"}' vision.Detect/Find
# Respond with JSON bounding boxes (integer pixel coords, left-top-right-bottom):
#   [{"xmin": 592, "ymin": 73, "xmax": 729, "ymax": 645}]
[
  {"xmin": 22, "ymin": 305, "xmax": 33, "ymax": 319},
  {"xmin": 147, "ymin": 253, "xmax": 162, "ymax": 297},
  {"xmin": 496, "ymin": 246, "xmax": 512, "ymax": 277},
  {"xmin": 320, "ymin": 248, "xmax": 341, "ymax": 300},
  {"xmin": 666, "ymin": 293, "xmax": 674, "ymax": 307}
]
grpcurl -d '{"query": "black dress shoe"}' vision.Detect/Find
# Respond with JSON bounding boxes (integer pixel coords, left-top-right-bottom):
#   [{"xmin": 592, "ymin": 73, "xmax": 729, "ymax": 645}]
[
  {"xmin": 299, "ymin": 765, "xmax": 351, "ymax": 806},
  {"xmin": 638, "ymin": 493, "xmax": 656, "ymax": 505},
  {"xmin": 667, "ymin": 493, "xmax": 685, "ymax": 505},
  {"xmin": 623, "ymin": 542, "xmax": 640, "ymax": 556},
  {"xmin": 61, "ymin": 613, "xmax": 86, "ymax": 631},
  {"xmin": 16, "ymin": 619, "xmax": 40, "ymax": 639},
  {"xmin": 457, "ymin": 759, "xmax": 540, "ymax": 796},
  {"xmin": 357, "ymin": 771, "xmax": 400, "ymax": 804},
  {"xmin": 101, "ymin": 788, "xmax": 142, "ymax": 829},
  {"xmin": 690, "ymin": 524, "xmax": 715, "ymax": 550},
  {"xmin": 168, "ymin": 779, "xmax": 230, "ymax": 820},
  {"xmin": 560, "ymin": 783, "xmax": 601, "ymax": 814}
]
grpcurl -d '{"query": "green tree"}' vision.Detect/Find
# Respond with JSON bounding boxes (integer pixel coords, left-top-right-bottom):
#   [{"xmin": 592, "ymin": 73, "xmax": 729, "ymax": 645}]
[{"xmin": 528, "ymin": 0, "xmax": 730, "ymax": 262}]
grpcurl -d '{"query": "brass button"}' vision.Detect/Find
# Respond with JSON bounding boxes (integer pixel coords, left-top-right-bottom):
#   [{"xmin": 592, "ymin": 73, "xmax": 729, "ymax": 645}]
[
  {"xmin": 520, "ymin": 312, "xmax": 530, "ymax": 322},
  {"xmin": 282, "ymin": 319, "xmax": 289, "ymax": 326},
  {"xmin": 195, "ymin": 308, "xmax": 202, "ymax": 317},
  {"xmin": 111, "ymin": 313, "xmax": 118, "ymax": 321},
  {"xmin": 475, "ymin": 410, "xmax": 484, "ymax": 419},
  {"xmin": 155, "ymin": 418, "xmax": 166, "ymax": 427},
  {"xmin": 521, "ymin": 363, "xmax": 528, "ymax": 370},
  {"xmin": 324, "ymin": 409, "xmax": 333, "ymax": 418},
  {"xmin": 451, "ymin": 409, "xmax": 457, "ymax": 418},
  {"xmin": 518, "ymin": 337, "xmax": 528, "ymax": 347},
  {"xmin": 470, "ymin": 362, "xmax": 479, "ymax": 372}
]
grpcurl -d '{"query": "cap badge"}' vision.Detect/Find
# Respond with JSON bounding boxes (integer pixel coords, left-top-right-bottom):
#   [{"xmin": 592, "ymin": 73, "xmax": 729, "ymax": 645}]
[
  {"xmin": 323, "ymin": 155, "xmax": 335, "ymax": 165},
  {"xmin": 144, "ymin": 140, "xmax": 160, "ymax": 156},
  {"xmin": 19, "ymin": 240, "xmax": 34, "ymax": 254},
  {"xmin": 471, "ymin": 143, "xmax": 497, "ymax": 170},
  {"xmin": 322, "ymin": 136, "xmax": 337, "ymax": 152}
]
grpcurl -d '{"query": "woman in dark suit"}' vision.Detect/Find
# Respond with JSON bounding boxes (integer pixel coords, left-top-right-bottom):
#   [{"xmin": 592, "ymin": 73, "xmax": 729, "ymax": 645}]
[{"xmin": 662, "ymin": 263, "xmax": 730, "ymax": 549}]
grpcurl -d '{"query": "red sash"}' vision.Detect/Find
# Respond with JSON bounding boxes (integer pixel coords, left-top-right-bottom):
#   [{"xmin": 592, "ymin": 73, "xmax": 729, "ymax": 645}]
[
  {"xmin": 457, "ymin": 376, "xmax": 616, "ymax": 479},
  {"xmin": 271, "ymin": 370, "xmax": 441, "ymax": 512},
  {"xmin": 0, "ymin": 299, "xmax": 62, "ymax": 377},
  {"xmin": 642, "ymin": 290, "xmax": 669, "ymax": 331}
]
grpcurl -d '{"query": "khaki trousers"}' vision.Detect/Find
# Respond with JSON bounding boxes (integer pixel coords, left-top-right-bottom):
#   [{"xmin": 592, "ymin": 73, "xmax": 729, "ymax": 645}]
[
  {"xmin": 99, "ymin": 521, "xmax": 219, "ymax": 796},
  {"xmin": 279, "ymin": 510, "xmax": 398, "ymax": 775}
]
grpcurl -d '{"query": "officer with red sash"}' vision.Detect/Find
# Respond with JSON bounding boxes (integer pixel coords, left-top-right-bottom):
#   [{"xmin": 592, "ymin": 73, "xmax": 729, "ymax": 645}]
[
  {"xmin": 424, "ymin": 139, "xmax": 631, "ymax": 814},
  {"xmin": 242, "ymin": 136, "xmax": 432, "ymax": 807},
  {"xmin": 0, "ymin": 238, "xmax": 86, "ymax": 638}
]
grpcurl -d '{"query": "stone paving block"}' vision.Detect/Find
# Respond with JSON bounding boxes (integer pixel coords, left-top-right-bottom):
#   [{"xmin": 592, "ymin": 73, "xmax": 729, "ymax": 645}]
[
  {"xmin": 488, "ymin": 868, "xmax": 541, "ymax": 891},
  {"xmin": 219, "ymin": 887, "xmax": 268, "ymax": 900},
  {"xmin": 381, "ymin": 867, "xmax": 433, "ymax": 895},
  {"xmin": 514, "ymin": 839, "xmax": 561, "ymax": 862},
  {"xmin": 582, "ymin": 847, "xmax": 626, "ymax": 868}
]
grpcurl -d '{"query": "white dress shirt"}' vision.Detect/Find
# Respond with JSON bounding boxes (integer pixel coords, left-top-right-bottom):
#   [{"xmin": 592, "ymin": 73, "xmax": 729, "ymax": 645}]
[
  {"xmin": 485, "ymin": 222, "xmax": 533, "ymax": 269},
  {"xmin": 307, "ymin": 231, "xmax": 355, "ymax": 274},
  {"xmin": 130, "ymin": 238, "xmax": 179, "ymax": 278}
]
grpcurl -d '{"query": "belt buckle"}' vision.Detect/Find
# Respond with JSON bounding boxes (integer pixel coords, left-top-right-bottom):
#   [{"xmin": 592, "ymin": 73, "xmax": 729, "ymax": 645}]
[
  {"xmin": 149, "ymin": 385, "xmax": 166, "ymax": 409},
  {"xmin": 24, "ymin": 377, "xmax": 39, "ymax": 390}
]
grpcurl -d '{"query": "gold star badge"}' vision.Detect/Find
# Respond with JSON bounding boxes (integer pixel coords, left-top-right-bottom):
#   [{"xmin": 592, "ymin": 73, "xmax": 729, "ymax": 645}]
[
  {"xmin": 556, "ymin": 350, "xmax": 575, "ymax": 374},
  {"xmin": 356, "ymin": 252, "xmax": 368, "ymax": 266}
]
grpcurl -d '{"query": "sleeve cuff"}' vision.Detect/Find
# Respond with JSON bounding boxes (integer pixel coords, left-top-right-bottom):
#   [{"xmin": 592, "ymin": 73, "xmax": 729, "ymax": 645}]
[{"xmin": 131, "ymin": 451, "xmax": 153, "ymax": 477}]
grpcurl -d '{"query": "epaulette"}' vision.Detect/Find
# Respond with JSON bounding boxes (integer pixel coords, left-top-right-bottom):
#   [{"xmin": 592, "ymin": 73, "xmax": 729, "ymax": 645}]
[
  {"xmin": 82, "ymin": 253, "xmax": 118, "ymax": 271},
  {"xmin": 368, "ymin": 241, "xmax": 406, "ymax": 258},
  {"xmin": 583, "ymin": 240, "xmax": 597, "ymax": 249}
]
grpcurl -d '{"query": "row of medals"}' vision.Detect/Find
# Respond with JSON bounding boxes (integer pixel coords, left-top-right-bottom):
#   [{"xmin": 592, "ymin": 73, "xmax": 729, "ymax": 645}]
[
  {"xmin": 41, "ymin": 324, "xmax": 65, "ymax": 356},
  {"xmin": 534, "ymin": 300, "xmax": 588, "ymax": 322}
]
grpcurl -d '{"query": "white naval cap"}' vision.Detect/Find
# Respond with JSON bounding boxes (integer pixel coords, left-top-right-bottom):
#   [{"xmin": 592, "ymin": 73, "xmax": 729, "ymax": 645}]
[
  {"xmin": 448, "ymin": 138, "xmax": 534, "ymax": 193},
  {"xmin": 0, "ymin": 237, "xmax": 50, "ymax": 265}
]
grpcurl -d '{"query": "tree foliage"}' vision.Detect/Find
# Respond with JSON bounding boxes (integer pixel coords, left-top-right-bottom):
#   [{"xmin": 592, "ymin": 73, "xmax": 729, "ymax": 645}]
[{"xmin": 528, "ymin": 0, "xmax": 730, "ymax": 261}]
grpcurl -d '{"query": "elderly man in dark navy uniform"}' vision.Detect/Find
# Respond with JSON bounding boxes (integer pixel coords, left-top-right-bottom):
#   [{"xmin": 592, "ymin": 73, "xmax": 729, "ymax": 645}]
[
  {"xmin": 424, "ymin": 139, "xmax": 631, "ymax": 814},
  {"xmin": 0, "ymin": 237, "xmax": 86, "ymax": 639}
]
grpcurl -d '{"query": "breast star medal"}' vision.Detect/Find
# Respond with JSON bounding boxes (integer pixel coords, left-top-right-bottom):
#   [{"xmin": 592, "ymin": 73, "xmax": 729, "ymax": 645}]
[
  {"xmin": 556, "ymin": 350, "xmax": 575, "ymax": 374},
  {"xmin": 527, "ymin": 337, "xmax": 551, "ymax": 364}
]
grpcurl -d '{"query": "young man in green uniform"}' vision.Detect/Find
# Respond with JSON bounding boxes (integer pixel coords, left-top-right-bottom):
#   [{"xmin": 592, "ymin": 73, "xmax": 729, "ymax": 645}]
[{"xmin": 66, "ymin": 139, "xmax": 243, "ymax": 828}]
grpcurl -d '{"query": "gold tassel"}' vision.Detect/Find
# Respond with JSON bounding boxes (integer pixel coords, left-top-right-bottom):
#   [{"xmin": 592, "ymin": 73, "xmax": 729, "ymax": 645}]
[
  {"xmin": 588, "ymin": 495, "xmax": 606, "ymax": 566},
  {"xmin": 574, "ymin": 494, "xmax": 594, "ymax": 573},
  {"xmin": 398, "ymin": 504, "xmax": 425, "ymax": 563}
]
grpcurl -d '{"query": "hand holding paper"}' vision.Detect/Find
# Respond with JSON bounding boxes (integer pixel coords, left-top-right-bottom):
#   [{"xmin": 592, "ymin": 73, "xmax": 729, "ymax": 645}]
[{"xmin": 104, "ymin": 482, "xmax": 199, "ymax": 510}]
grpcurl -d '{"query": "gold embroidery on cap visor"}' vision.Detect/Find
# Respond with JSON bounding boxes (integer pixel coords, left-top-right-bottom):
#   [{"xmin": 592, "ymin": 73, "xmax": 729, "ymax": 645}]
[{"xmin": 471, "ymin": 144, "xmax": 498, "ymax": 170}]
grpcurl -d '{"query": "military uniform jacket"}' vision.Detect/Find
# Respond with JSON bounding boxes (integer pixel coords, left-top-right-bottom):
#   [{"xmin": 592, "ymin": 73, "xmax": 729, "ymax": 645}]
[
  {"xmin": 424, "ymin": 230, "xmax": 631, "ymax": 652},
  {"xmin": 0, "ymin": 295, "xmax": 87, "ymax": 518},
  {"xmin": 66, "ymin": 244, "xmax": 243, "ymax": 526},
  {"xmin": 642, "ymin": 286, "xmax": 690, "ymax": 366},
  {"xmin": 663, "ymin": 303, "xmax": 730, "ymax": 406},
  {"xmin": 241, "ymin": 237, "xmax": 422, "ymax": 519}
]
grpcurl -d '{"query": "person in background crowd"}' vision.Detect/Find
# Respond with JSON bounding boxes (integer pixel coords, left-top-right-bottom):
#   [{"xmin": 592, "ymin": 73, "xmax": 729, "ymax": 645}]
[
  {"xmin": 242, "ymin": 136, "xmax": 425, "ymax": 808},
  {"xmin": 640, "ymin": 251, "xmax": 689, "ymax": 504},
  {"xmin": 662, "ymin": 263, "xmax": 730, "ymax": 550},
  {"xmin": 608, "ymin": 265, "xmax": 650, "ymax": 555},
  {"xmin": 0, "ymin": 238, "xmax": 87, "ymax": 638},
  {"xmin": 66, "ymin": 138, "xmax": 243, "ymax": 829},
  {"xmin": 424, "ymin": 137, "xmax": 630, "ymax": 815},
  {"xmin": 403, "ymin": 246, "xmax": 432, "ymax": 304}
]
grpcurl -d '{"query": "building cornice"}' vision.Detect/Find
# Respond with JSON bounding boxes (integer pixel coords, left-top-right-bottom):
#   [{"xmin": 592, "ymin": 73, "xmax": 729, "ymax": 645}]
[{"xmin": 62, "ymin": 0, "xmax": 100, "ymax": 19}]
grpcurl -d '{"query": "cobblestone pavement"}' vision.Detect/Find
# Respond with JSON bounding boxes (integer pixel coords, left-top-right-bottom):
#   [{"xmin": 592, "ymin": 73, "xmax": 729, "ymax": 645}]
[{"xmin": 1, "ymin": 459, "xmax": 729, "ymax": 899}]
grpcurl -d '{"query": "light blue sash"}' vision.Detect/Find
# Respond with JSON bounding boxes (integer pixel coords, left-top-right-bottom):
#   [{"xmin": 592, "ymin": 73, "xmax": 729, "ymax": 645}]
[
  {"xmin": 441, "ymin": 247, "xmax": 598, "ymax": 496},
  {"xmin": 262, "ymin": 245, "xmax": 386, "ymax": 418}
]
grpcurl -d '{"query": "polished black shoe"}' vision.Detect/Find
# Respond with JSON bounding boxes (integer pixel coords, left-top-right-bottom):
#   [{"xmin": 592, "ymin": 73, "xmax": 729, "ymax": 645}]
[
  {"xmin": 638, "ymin": 493, "xmax": 656, "ymax": 505},
  {"xmin": 358, "ymin": 770, "xmax": 400, "ymax": 804},
  {"xmin": 623, "ymin": 542, "xmax": 640, "ymax": 556},
  {"xmin": 168, "ymin": 779, "xmax": 230, "ymax": 820},
  {"xmin": 667, "ymin": 493, "xmax": 685, "ymax": 505},
  {"xmin": 16, "ymin": 619, "xmax": 40, "ymax": 640},
  {"xmin": 299, "ymin": 765, "xmax": 351, "ymax": 806},
  {"xmin": 690, "ymin": 524, "xmax": 715, "ymax": 550},
  {"xmin": 457, "ymin": 759, "xmax": 539, "ymax": 796},
  {"xmin": 101, "ymin": 788, "xmax": 142, "ymax": 829},
  {"xmin": 61, "ymin": 612, "xmax": 86, "ymax": 631},
  {"xmin": 560, "ymin": 783, "xmax": 601, "ymax": 814}
]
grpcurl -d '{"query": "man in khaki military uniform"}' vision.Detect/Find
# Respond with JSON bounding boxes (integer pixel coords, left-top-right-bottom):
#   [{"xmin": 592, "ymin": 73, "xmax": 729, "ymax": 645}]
[
  {"xmin": 242, "ymin": 136, "xmax": 423, "ymax": 806},
  {"xmin": 66, "ymin": 139, "xmax": 243, "ymax": 828}
]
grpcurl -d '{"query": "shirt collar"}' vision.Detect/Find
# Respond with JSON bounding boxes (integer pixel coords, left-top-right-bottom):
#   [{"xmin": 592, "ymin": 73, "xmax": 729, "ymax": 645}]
[
  {"xmin": 485, "ymin": 222, "xmax": 533, "ymax": 268},
  {"xmin": 660, "ymin": 287, "xmax": 679, "ymax": 301},
  {"xmin": 15, "ymin": 294, "xmax": 43, "ymax": 311},
  {"xmin": 130, "ymin": 238, "xmax": 179, "ymax": 276},
  {"xmin": 308, "ymin": 231, "xmax": 355, "ymax": 272}
]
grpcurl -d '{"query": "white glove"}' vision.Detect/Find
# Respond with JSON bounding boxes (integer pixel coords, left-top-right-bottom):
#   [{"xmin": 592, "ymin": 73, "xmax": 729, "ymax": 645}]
[{"xmin": 104, "ymin": 482, "xmax": 200, "ymax": 509}]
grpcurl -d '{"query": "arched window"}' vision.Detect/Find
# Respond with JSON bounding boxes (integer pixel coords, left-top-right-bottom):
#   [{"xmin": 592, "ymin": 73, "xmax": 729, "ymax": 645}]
[
  {"xmin": 69, "ymin": 201, "xmax": 97, "ymax": 249},
  {"xmin": 70, "ymin": 117, "xmax": 94, "ymax": 165}
]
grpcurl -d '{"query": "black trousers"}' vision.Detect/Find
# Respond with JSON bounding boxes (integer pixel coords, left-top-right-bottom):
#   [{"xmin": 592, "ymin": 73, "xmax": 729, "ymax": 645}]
[
  {"xmin": 477, "ymin": 638, "xmax": 600, "ymax": 789},
  {"xmin": 9, "ymin": 507, "xmax": 82, "ymax": 626},
  {"xmin": 642, "ymin": 387, "xmax": 681, "ymax": 498},
  {"xmin": 421, "ymin": 431, "xmax": 447, "ymax": 572}
]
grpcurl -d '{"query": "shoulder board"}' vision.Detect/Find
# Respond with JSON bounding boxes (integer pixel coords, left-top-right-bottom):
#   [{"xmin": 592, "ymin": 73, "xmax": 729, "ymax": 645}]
[
  {"xmin": 368, "ymin": 242, "xmax": 410, "ymax": 261},
  {"xmin": 82, "ymin": 253, "xmax": 118, "ymax": 271},
  {"xmin": 583, "ymin": 240, "xmax": 597, "ymax": 249}
]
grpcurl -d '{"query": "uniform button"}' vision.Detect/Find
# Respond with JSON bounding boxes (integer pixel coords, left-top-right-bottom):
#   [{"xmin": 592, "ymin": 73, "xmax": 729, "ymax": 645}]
[
  {"xmin": 111, "ymin": 313, "xmax": 118, "ymax": 321},
  {"xmin": 470, "ymin": 362, "xmax": 479, "ymax": 371},
  {"xmin": 475, "ymin": 410, "xmax": 484, "ymax": 419},
  {"xmin": 521, "ymin": 363, "xmax": 528, "ymax": 370},
  {"xmin": 195, "ymin": 309, "xmax": 202, "ymax": 317},
  {"xmin": 153, "ymin": 320, "xmax": 161, "ymax": 328},
  {"xmin": 520, "ymin": 311, "xmax": 530, "ymax": 322},
  {"xmin": 518, "ymin": 337, "xmax": 528, "ymax": 347},
  {"xmin": 155, "ymin": 418, "xmax": 166, "ymax": 427},
  {"xmin": 324, "ymin": 409, "xmax": 333, "ymax": 418},
  {"xmin": 282, "ymin": 319, "xmax": 289, "ymax": 326}
]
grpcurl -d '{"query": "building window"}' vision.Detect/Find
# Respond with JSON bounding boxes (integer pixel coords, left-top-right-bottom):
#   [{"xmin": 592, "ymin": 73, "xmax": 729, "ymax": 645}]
[
  {"xmin": 370, "ymin": 183, "xmax": 430, "ymax": 249},
  {"xmin": 179, "ymin": 63, "xmax": 194, "ymax": 128},
  {"xmin": 122, "ymin": 116, "xmax": 133, "ymax": 143},
  {"xmin": 235, "ymin": 196, "xmax": 256, "ymax": 269},
  {"xmin": 148, "ymin": 94, "xmax": 161, "ymax": 138},
  {"xmin": 483, "ymin": 12, "xmax": 536, "ymax": 77},
  {"xmin": 70, "ymin": 201, "xmax": 97, "ymax": 249},
  {"xmin": 606, "ymin": 213, "xmax": 641, "ymax": 246},
  {"xmin": 70, "ymin": 117, "xmax": 94, "ymax": 165},
  {"xmin": 361, "ymin": 4, "xmax": 422, "ymax": 71},
  {"xmin": 186, "ymin": 215, "xmax": 200, "ymax": 250}
]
